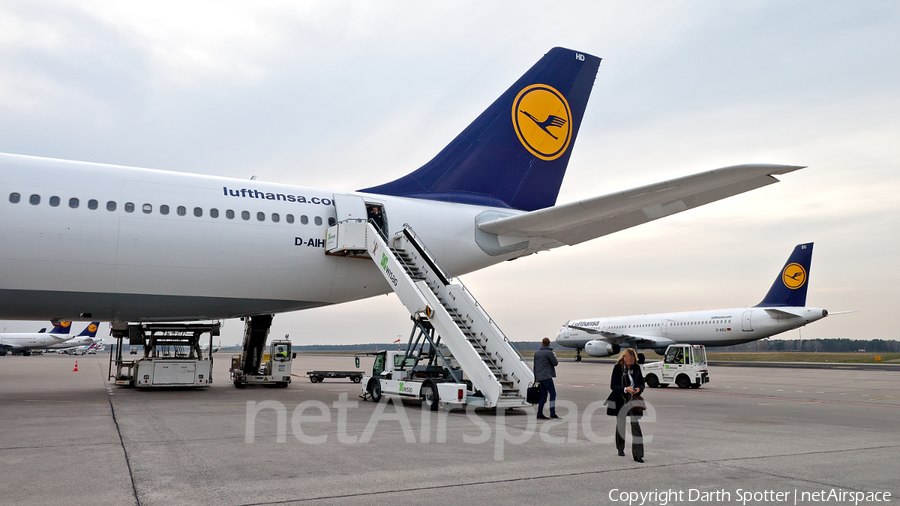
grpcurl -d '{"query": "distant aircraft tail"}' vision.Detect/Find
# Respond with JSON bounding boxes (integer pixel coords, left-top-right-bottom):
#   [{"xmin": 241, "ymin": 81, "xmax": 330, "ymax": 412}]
[
  {"xmin": 75, "ymin": 322, "xmax": 100, "ymax": 338},
  {"xmin": 360, "ymin": 47, "xmax": 602, "ymax": 211},
  {"xmin": 755, "ymin": 243, "xmax": 813, "ymax": 307},
  {"xmin": 48, "ymin": 321, "xmax": 72, "ymax": 335}
]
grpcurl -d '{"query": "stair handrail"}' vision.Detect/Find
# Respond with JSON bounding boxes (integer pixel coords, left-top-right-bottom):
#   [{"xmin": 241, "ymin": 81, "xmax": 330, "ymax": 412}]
[{"xmin": 401, "ymin": 223, "xmax": 528, "ymax": 365}]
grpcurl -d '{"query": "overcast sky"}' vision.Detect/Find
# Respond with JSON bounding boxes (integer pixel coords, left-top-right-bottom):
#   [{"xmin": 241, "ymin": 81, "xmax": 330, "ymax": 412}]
[{"xmin": 1, "ymin": 1, "xmax": 898, "ymax": 346}]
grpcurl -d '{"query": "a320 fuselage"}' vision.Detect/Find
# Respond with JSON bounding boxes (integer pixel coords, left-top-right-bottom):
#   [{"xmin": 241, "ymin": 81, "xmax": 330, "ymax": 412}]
[{"xmin": 557, "ymin": 306, "xmax": 827, "ymax": 352}]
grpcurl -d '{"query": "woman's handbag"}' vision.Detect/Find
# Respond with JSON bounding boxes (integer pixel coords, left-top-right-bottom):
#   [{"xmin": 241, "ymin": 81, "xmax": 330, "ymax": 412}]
[
  {"xmin": 526, "ymin": 383, "xmax": 541, "ymax": 404},
  {"xmin": 629, "ymin": 393, "xmax": 646, "ymax": 413}
]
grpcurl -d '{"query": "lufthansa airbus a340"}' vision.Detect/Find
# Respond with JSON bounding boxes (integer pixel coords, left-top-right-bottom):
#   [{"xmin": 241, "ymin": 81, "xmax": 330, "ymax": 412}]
[{"xmin": 0, "ymin": 47, "xmax": 803, "ymax": 337}]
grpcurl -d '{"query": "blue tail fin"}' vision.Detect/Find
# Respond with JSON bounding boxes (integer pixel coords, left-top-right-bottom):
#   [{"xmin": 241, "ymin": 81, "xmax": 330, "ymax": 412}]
[
  {"xmin": 48, "ymin": 321, "xmax": 72, "ymax": 335},
  {"xmin": 75, "ymin": 322, "xmax": 100, "ymax": 338},
  {"xmin": 360, "ymin": 47, "xmax": 601, "ymax": 211},
  {"xmin": 755, "ymin": 243, "xmax": 814, "ymax": 307}
]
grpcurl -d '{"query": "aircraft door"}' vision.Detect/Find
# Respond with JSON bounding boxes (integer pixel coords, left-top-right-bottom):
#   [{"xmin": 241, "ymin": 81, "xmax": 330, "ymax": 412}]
[
  {"xmin": 332, "ymin": 194, "xmax": 368, "ymax": 223},
  {"xmin": 742, "ymin": 310, "xmax": 753, "ymax": 332},
  {"xmin": 661, "ymin": 319, "xmax": 669, "ymax": 337},
  {"xmin": 365, "ymin": 202, "xmax": 387, "ymax": 235}
]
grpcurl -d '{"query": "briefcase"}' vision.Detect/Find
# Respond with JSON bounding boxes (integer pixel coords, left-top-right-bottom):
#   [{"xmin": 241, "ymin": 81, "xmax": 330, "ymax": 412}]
[{"xmin": 526, "ymin": 384, "xmax": 541, "ymax": 404}]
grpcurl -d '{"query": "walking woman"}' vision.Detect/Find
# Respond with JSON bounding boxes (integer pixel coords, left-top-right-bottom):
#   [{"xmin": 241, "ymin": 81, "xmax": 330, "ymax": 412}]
[{"xmin": 606, "ymin": 348, "xmax": 645, "ymax": 463}]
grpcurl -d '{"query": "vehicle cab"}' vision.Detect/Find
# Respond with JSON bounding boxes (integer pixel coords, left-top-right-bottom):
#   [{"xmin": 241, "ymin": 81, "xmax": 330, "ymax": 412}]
[{"xmin": 641, "ymin": 344, "xmax": 709, "ymax": 389}]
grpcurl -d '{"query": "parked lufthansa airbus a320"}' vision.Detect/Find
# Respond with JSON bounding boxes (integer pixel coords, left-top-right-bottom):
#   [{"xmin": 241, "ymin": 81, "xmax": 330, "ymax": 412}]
[
  {"xmin": 0, "ymin": 48, "xmax": 804, "ymax": 340},
  {"xmin": 556, "ymin": 243, "xmax": 832, "ymax": 362}
]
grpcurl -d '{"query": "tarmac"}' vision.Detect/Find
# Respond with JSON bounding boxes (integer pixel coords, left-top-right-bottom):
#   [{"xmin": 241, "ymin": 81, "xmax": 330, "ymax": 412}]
[{"xmin": 1, "ymin": 353, "xmax": 898, "ymax": 506}]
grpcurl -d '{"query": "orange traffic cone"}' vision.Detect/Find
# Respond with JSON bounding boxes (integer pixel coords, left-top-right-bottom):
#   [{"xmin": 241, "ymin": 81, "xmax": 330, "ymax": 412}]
[{"xmin": 73, "ymin": 361, "xmax": 78, "ymax": 372}]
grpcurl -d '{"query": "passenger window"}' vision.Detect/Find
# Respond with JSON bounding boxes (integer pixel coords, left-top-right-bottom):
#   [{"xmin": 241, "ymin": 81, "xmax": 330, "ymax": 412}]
[
  {"xmin": 301, "ymin": 215, "xmax": 308, "ymax": 225},
  {"xmin": 241, "ymin": 211, "xmax": 250, "ymax": 220},
  {"xmin": 9, "ymin": 192, "xmax": 20, "ymax": 203},
  {"xmin": 314, "ymin": 216, "xmax": 322, "ymax": 226},
  {"xmin": 257, "ymin": 212, "xmax": 265, "ymax": 221},
  {"xmin": 50, "ymin": 196, "xmax": 60, "ymax": 207},
  {"xmin": 30, "ymin": 194, "xmax": 40, "ymax": 205},
  {"xmin": 286, "ymin": 214, "xmax": 294, "ymax": 224},
  {"xmin": 125, "ymin": 202, "xmax": 135, "ymax": 213},
  {"xmin": 107, "ymin": 201, "xmax": 117, "ymax": 212},
  {"xmin": 271, "ymin": 213, "xmax": 280, "ymax": 223},
  {"xmin": 210, "ymin": 208, "xmax": 219, "ymax": 218},
  {"xmin": 69, "ymin": 198, "xmax": 79, "ymax": 209},
  {"xmin": 142, "ymin": 204, "xmax": 152, "ymax": 214},
  {"xmin": 177, "ymin": 206, "xmax": 186, "ymax": 216},
  {"xmin": 160, "ymin": 205, "xmax": 169, "ymax": 215},
  {"xmin": 194, "ymin": 207, "xmax": 202, "ymax": 217},
  {"xmin": 226, "ymin": 209, "xmax": 235, "ymax": 219}
]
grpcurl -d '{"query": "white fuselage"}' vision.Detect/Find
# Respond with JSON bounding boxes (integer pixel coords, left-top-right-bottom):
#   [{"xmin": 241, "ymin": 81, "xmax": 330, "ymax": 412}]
[
  {"xmin": 46, "ymin": 336, "xmax": 103, "ymax": 350},
  {"xmin": 0, "ymin": 332, "xmax": 72, "ymax": 350},
  {"xmin": 0, "ymin": 153, "xmax": 523, "ymax": 321},
  {"xmin": 556, "ymin": 306, "xmax": 827, "ymax": 351}
]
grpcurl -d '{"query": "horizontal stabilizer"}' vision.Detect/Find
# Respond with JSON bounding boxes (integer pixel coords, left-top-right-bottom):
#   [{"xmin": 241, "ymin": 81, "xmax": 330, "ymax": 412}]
[
  {"xmin": 477, "ymin": 164, "xmax": 804, "ymax": 246},
  {"xmin": 764, "ymin": 308, "xmax": 804, "ymax": 319}
]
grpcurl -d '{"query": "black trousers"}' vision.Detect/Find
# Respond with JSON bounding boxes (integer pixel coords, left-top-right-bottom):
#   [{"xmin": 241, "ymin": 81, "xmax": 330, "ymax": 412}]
[{"xmin": 615, "ymin": 416, "xmax": 643, "ymax": 458}]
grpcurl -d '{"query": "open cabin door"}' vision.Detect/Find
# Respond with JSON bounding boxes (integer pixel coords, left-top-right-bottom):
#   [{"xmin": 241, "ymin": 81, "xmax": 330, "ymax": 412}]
[{"xmin": 332, "ymin": 194, "xmax": 368, "ymax": 222}]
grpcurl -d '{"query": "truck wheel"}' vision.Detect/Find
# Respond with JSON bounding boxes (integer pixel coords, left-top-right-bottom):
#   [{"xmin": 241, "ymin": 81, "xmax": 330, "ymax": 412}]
[
  {"xmin": 278, "ymin": 382, "xmax": 289, "ymax": 388},
  {"xmin": 421, "ymin": 383, "xmax": 439, "ymax": 411},
  {"xmin": 368, "ymin": 380, "xmax": 382, "ymax": 402},
  {"xmin": 352, "ymin": 376, "xmax": 361, "ymax": 383},
  {"xmin": 645, "ymin": 374, "xmax": 659, "ymax": 388},
  {"xmin": 675, "ymin": 375, "xmax": 691, "ymax": 389},
  {"xmin": 233, "ymin": 379, "xmax": 245, "ymax": 388}
]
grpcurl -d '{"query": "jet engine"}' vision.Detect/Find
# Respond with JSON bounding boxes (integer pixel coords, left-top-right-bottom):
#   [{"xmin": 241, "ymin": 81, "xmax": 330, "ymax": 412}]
[{"xmin": 584, "ymin": 340, "xmax": 620, "ymax": 357}]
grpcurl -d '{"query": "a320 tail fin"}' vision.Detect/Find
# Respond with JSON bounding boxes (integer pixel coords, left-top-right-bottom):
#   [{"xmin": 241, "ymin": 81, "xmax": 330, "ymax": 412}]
[
  {"xmin": 756, "ymin": 243, "xmax": 814, "ymax": 307},
  {"xmin": 48, "ymin": 321, "xmax": 72, "ymax": 335},
  {"xmin": 360, "ymin": 47, "xmax": 601, "ymax": 211},
  {"xmin": 75, "ymin": 322, "xmax": 100, "ymax": 338}
]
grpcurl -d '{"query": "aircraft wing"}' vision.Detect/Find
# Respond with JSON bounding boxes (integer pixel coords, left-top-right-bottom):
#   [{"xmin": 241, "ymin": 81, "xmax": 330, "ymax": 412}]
[
  {"xmin": 591, "ymin": 332, "xmax": 677, "ymax": 350},
  {"xmin": 477, "ymin": 164, "xmax": 804, "ymax": 247}
]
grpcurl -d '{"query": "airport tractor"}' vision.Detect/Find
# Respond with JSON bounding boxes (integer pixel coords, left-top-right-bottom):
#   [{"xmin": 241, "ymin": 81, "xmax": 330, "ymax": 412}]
[
  {"xmin": 230, "ymin": 334, "xmax": 295, "ymax": 388},
  {"xmin": 325, "ymin": 204, "xmax": 534, "ymax": 411},
  {"xmin": 641, "ymin": 344, "xmax": 709, "ymax": 389}
]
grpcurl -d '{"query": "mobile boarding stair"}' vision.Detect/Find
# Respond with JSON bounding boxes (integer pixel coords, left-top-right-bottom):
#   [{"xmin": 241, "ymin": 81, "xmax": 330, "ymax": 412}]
[{"xmin": 326, "ymin": 219, "xmax": 534, "ymax": 409}]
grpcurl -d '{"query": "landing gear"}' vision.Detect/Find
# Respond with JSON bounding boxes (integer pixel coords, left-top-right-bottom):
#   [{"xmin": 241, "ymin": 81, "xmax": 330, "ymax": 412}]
[
  {"xmin": 575, "ymin": 349, "xmax": 582, "ymax": 362},
  {"xmin": 637, "ymin": 353, "xmax": 645, "ymax": 364}
]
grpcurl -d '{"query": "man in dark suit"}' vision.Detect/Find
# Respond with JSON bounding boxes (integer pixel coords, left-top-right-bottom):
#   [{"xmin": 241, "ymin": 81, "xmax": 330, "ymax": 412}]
[{"xmin": 533, "ymin": 337, "xmax": 559, "ymax": 419}]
